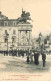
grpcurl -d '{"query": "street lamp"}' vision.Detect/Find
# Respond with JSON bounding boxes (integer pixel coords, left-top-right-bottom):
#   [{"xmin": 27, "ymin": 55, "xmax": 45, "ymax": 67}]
[
  {"xmin": 5, "ymin": 33, "xmax": 9, "ymax": 55},
  {"xmin": 11, "ymin": 36, "xmax": 15, "ymax": 56},
  {"xmin": 39, "ymin": 33, "xmax": 42, "ymax": 53},
  {"xmin": 11, "ymin": 37, "xmax": 13, "ymax": 52}
]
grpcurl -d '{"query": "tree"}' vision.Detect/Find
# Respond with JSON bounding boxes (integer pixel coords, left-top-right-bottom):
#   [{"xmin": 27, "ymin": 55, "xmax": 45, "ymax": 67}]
[{"xmin": 44, "ymin": 39, "xmax": 47, "ymax": 44}]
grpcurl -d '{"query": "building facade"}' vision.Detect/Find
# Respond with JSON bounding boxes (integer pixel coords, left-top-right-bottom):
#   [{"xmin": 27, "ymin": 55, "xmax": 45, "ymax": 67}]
[{"xmin": 0, "ymin": 11, "xmax": 33, "ymax": 51}]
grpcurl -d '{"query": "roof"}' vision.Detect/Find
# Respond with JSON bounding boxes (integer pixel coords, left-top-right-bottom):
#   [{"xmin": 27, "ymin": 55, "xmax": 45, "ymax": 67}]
[
  {"xmin": 0, "ymin": 11, "xmax": 33, "ymax": 27},
  {"xmin": 0, "ymin": 11, "xmax": 8, "ymax": 20}
]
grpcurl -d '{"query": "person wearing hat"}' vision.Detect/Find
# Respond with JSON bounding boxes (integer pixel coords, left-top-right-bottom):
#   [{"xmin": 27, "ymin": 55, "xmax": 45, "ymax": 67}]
[
  {"xmin": 34, "ymin": 49, "xmax": 40, "ymax": 65},
  {"xmin": 26, "ymin": 49, "xmax": 30, "ymax": 64},
  {"xmin": 42, "ymin": 50, "xmax": 46, "ymax": 67}
]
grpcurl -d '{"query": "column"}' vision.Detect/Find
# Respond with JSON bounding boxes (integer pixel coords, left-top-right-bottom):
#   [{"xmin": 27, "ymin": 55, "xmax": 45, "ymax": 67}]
[
  {"xmin": 25, "ymin": 30, "xmax": 28, "ymax": 45},
  {"xmin": 18, "ymin": 30, "xmax": 21, "ymax": 45},
  {"xmin": 26, "ymin": 31, "xmax": 29, "ymax": 45}
]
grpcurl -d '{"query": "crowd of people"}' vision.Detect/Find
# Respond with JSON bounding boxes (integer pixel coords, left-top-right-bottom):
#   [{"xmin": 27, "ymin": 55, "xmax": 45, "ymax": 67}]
[
  {"xmin": 2, "ymin": 48, "xmax": 46, "ymax": 67},
  {"xmin": 26, "ymin": 49, "xmax": 46, "ymax": 67}
]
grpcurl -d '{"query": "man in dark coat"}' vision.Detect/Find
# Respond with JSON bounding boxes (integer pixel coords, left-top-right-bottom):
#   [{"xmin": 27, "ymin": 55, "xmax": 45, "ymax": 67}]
[
  {"xmin": 34, "ymin": 51, "xmax": 39, "ymax": 65},
  {"xmin": 4, "ymin": 51, "xmax": 5, "ymax": 56},
  {"xmin": 26, "ymin": 49, "xmax": 30, "ymax": 64},
  {"xmin": 42, "ymin": 50, "xmax": 46, "ymax": 67}
]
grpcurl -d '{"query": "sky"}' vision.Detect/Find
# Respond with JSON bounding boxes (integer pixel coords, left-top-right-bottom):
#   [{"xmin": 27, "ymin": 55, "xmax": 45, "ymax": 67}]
[{"xmin": 0, "ymin": 0, "xmax": 51, "ymax": 37}]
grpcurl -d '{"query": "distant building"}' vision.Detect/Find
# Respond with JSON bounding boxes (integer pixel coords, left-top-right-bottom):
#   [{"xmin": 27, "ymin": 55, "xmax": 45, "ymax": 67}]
[{"xmin": 0, "ymin": 10, "xmax": 33, "ymax": 51}]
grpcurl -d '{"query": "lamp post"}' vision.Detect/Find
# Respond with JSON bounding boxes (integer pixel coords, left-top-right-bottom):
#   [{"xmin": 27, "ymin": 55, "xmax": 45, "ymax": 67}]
[
  {"xmin": 11, "ymin": 36, "xmax": 15, "ymax": 56},
  {"xmin": 11, "ymin": 37, "xmax": 13, "ymax": 47},
  {"xmin": 39, "ymin": 33, "xmax": 42, "ymax": 53},
  {"xmin": 5, "ymin": 33, "xmax": 9, "ymax": 55}
]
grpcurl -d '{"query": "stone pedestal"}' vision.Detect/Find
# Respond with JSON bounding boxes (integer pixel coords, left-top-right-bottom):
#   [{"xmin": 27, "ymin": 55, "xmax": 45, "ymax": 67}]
[{"xmin": 18, "ymin": 23, "xmax": 32, "ymax": 46}]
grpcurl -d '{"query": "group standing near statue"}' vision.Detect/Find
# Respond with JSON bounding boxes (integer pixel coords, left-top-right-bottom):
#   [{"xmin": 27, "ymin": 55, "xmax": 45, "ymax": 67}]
[
  {"xmin": 3, "ymin": 48, "xmax": 46, "ymax": 67},
  {"xmin": 26, "ymin": 48, "xmax": 46, "ymax": 67}
]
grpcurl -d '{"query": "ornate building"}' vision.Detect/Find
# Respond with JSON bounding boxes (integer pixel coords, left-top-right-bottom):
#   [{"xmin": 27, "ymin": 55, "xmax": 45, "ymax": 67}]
[{"xmin": 0, "ymin": 10, "xmax": 33, "ymax": 52}]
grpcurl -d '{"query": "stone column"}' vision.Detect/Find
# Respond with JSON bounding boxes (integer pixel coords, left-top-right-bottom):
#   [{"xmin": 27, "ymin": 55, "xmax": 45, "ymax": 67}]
[{"xmin": 18, "ymin": 30, "xmax": 21, "ymax": 45}]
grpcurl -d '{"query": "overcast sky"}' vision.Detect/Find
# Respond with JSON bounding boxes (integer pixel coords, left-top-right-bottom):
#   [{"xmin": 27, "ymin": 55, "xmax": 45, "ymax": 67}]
[{"xmin": 0, "ymin": 0, "xmax": 51, "ymax": 37}]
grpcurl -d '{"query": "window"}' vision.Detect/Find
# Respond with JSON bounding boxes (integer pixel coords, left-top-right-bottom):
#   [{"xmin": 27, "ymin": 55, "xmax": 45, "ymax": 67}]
[
  {"xmin": 5, "ymin": 30, "xmax": 7, "ymax": 34},
  {"xmin": 14, "ymin": 23, "xmax": 15, "ymax": 26},
  {"xmin": 5, "ymin": 30, "xmax": 9, "ymax": 36},
  {"xmin": 5, "ymin": 23, "xmax": 7, "ymax": 26},
  {"xmin": 4, "ymin": 22, "xmax": 8, "ymax": 26},
  {"xmin": 13, "ymin": 22, "xmax": 16, "ymax": 26},
  {"xmin": 12, "ymin": 36, "xmax": 16, "ymax": 43},
  {"xmin": 13, "ymin": 30, "xmax": 16, "ymax": 34}
]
